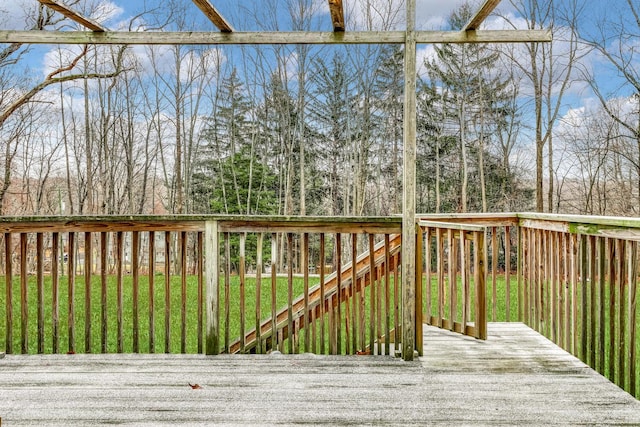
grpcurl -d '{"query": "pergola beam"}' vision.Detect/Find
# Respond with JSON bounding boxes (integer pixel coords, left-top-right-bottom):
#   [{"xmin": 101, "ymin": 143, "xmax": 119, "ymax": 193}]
[
  {"xmin": 191, "ymin": 0, "xmax": 234, "ymax": 32},
  {"xmin": 37, "ymin": 0, "xmax": 106, "ymax": 32},
  {"xmin": 0, "ymin": 29, "xmax": 551, "ymax": 45},
  {"xmin": 328, "ymin": 0, "xmax": 345, "ymax": 32},
  {"xmin": 463, "ymin": 0, "xmax": 502, "ymax": 31}
]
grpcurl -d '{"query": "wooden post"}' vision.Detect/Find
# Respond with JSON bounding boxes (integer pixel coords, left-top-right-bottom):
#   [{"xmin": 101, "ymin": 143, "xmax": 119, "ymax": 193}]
[
  {"xmin": 415, "ymin": 226, "xmax": 423, "ymax": 356},
  {"xmin": 402, "ymin": 0, "xmax": 417, "ymax": 361},
  {"xmin": 205, "ymin": 221, "xmax": 220, "ymax": 355}
]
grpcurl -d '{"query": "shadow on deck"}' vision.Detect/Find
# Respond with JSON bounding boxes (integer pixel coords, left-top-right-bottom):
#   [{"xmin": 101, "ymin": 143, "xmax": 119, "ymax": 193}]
[{"xmin": 0, "ymin": 323, "xmax": 639, "ymax": 425}]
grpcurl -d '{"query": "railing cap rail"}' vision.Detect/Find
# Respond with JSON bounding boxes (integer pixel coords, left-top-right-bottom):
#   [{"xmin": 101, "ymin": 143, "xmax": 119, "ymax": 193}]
[
  {"xmin": 517, "ymin": 212, "xmax": 640, "ymax": 229},
  {"xmin": 418, "ymin": 219, "xmax": 486, "ymax": 232},
  {"xmin": 0, "ymin": 214, "xmax": 402, "ymax": 234}
]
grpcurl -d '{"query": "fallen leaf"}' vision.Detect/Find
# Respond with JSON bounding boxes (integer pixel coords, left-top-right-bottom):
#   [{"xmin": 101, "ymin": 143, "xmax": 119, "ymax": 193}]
[
  {"xmin": 189, "ymin": 383, "xmax": 203, "ymax": 389},
  {"xmin": 356, "ymin": 349, "xmax": 370, "ymax": 355}
]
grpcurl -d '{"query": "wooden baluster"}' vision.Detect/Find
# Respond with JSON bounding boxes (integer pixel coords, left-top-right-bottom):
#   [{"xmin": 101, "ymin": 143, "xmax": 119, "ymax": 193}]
[
  {"xmin": 425, "ymin": 228, "xmax": 432, "ymax": 326},
  {"xmin": 505, "ymin": 226, "xmax": 511, "ymax": 322},
  {"xmin": 180, "ymin": 231, "xmax": 187, "ymax": 354},
  {"xmin": 68, "ymin": 232, "xmax": 76, "ymax": 354},
  {"xmin": 376, "ymin": 263, "xmax": 383, "ymax": 354},
  {"xmin": 4, "ymin": 233, "xmax": 12, "ymax": 354},
  {"xmin": 271, "ymin": 233, "xmax": 277, "ymax": 352},
  {"xmin": 116, "ymin": 231, "xmax": 124, "ymax": 353},
  {"xmin": 21, "ymin": 233, "xmax": 28, "ymax": 354},
  {"xmin": 239, "ymin": 233, "xmax": 246, "ymax": 353},
  {"xmin": 544, "ymin": 230, "xmax": 551, "ymax": 338},
  {"xmin": 385, "ymin": 235, "xmax": 391, "ymax": 356},
  {"xmin": 51, "ymin": 232, "xmax": 59, "ymax": 354},
  {"xmin": 571, "ymin": 234, "xmax": 579, "ymax": 355},
  {"xmin": 163, "ymin": 231, "xmax": 170, "ymax": 353},
  {"xmin": 618, "ymin": 239, "xmax": 626, "ymax": 390},
  {"xmin": 132, "ymin": 231, "xmax": 139, "ymax": 353},
  {"xmin": 36, "ymin": 233, "xmax": 44, "ymax": 354},
  {"xmin": 415, "ymin": 227, "xmax": 423, "ymax": 356},
  {"xmin": 349, "ymin": 233, "xmax": 357, "ymax": 354},
  {"xmin": 581, "ymin": 235, "xmax": 588, "ymax": 360},
  {"xmin": 598, "ymin": 236, "xmax": 606, "ymax": 374},
  {"xmin": 100, "ymin": 233, "xmax": 108, "ymax": 353},
  {"xmin": 224, "ymin": 233, "xmax": 231, "ymax": 353},
  {"xmin": 287, "ymin": 233, "xmax": 294, "ymax": 354},
  {"xmin": 589, "ymin": 235, "xmax": 596, "ymax": 369},
  {"xmin": 562, "ymin": 232, "xmax": 570, "ymax": 352},
  {"xmin": 491, "ymin": 227, "xmax": 498, "ymax": 322},
  {"xmin": 148, "ymin": 231, "xmax": 156, "ymax": 353},
  {"xmin": 84, "ymin": 232, "xmax": 92, "ymax": 353},
  {"xmin": 474, "ymin": 230, "xmax": 487, "ymax": 340},
  {"xmin": 319, "ymin": 234, "xmax": 326, "ymax": 355},
  {"xmin": 551, "ymin": 231, "xmax": 557, "ymax": 345},
  {"xmin": 437, "ymin": 228, "xmax": 444, "ymax": 328},
  {"xmin": 367, "ymin": 235, "xmax": 375, "ymax": 354},
  {"xmin": 628, "ymin": 241, "xmax": 637, "ymax": 396},
  {"xmin": 608, "ymin": 238, "xmax": 616, "ymax": 382},
  {"xmin": 197, "ymin": 232, "xmax": 204, "ymax": 354},
  {"xmin": 394, "ymin": 250, "xmax": 401, "ymax": 354},
  {"xmin": 255, "ymin": 233, "xmax": 263, "ymax": 354},
  {"xmin": 448, "ymin": 229, "xmax": 456, "ymax": 331},
  {"xmin": 459, "ymin": 230, "xmax": 467, "ymax": 334},
  {"xmin": 336, "ymin": 233, "xmax": 342, "ymax": 355},
  {"xmin": 303, "ymin": 233, "xmax": 310, "ymax": 353}
]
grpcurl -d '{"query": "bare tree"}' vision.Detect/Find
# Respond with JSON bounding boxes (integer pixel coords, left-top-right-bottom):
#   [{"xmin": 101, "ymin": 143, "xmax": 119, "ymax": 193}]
[
  {"xmin": 582, "ymin": 0, "xmax": 640, "ymax": 213},
  {"xmin": 502, "ymin": 0, "xmax": 587, "ymax": 212}
]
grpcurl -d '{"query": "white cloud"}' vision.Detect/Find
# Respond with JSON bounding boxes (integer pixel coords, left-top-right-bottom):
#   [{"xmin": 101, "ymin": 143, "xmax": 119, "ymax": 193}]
[
  {"xmin": 416, "ymin": 0, "xmax": 466, "ymax": 30},
  {"xmin": 346, "ymin": 0, "xmax": 405, "ymax": 31},
  {"xmin": 1, "ymin": 0, "xmax": 37, "ymax": 30}
]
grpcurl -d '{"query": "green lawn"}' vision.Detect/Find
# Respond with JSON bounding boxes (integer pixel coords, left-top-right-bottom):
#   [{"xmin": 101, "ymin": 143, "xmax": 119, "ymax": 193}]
[{"xmin": 0, "ymin": 274, "xmax": 313, "ymax": 354}]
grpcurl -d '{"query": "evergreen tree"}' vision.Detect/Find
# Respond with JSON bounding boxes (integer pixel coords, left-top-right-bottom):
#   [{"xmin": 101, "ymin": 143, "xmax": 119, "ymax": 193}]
[
  {"xmin": 193, "ymin": 67, "xmax": 278, "ymax": 215},
  {"xmin": 421, "ymin": 2, "xmax": 526, "ymax": 213},
  {"xmin": 373, "ymin": 45, "xmax": 404, "ymax": 214},
  {"xmin": 308, "ymin": 53, "xmax": 354, "ymax": 216}
]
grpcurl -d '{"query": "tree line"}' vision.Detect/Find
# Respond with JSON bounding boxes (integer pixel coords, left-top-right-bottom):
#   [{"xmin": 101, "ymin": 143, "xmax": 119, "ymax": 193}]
[{"xmin": 1, "ymin": 0, "xmax": 639, "ymax": 218}]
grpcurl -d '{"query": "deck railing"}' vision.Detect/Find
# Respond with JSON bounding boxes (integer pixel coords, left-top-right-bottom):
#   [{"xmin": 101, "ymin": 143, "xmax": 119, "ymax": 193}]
[
  {"xmin": 0, "ymin": 216, "xmax": 402, "ymax": 357},
  {"xmin": 418, "ymin": 212, "xmax": 640, "ymax": 398},
  {"xmin": 415, "ymin": 219, "xmax": 488, "ymax": 354},
  {"xmin": 416, "ymin": 213, "xmax": 519, "ymax": 326},
  {"xmin": 2, "ymin": 213, "xmax": 640, "ymax": 397},
  {"xmin": 517, "ymin": 213, "xmax": 640, "ymax": 397}
]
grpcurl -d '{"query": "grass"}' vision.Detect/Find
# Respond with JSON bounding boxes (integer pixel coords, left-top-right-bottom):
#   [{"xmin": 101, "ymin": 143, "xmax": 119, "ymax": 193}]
[
  {"xmin": 422, "ymin": 274, "xmax": 519, "ymax": 324},
  {"xmin": 0, "ymin": 274, "xmax": 312, "ymax": 354}
]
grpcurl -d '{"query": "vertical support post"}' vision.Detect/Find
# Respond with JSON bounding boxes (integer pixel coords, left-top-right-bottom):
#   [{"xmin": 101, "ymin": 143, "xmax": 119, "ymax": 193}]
[
  {"xmin": 415, "ymin": 225, "xmax": 423, "ymax": 356},
  {"xmin": 205, "ymin": 221, "xmax": 220, "ymax": 355},
  {"xmin": 402, "ymin": 0, "xmax": 417, "ymax": 361}
]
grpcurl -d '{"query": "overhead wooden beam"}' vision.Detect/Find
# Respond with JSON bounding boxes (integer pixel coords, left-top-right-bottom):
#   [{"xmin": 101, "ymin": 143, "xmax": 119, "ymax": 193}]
[
  {"xmin": 328, "ymin": 0, "xmax": 345, "ymax": 32},
  {"xmin": 38, "ymin": 0, "xmax": 107, "ymax": 32},
  {"xmin": 0, "ymin": 29, "xmax": 551, "ymax": 45},
  {"xmin": 463, "ymin": 0, "xmax": 502, "ymax": 31},
  {"xmin": 191, "ymin": 0, "xmax": 234, "ymax": 33}
]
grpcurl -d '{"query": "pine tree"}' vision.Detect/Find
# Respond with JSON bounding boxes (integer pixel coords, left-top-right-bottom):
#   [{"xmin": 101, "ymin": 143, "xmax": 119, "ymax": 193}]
[{"xmin": 421, "ymin": 3, "xmax": 524, "ymax": 213}]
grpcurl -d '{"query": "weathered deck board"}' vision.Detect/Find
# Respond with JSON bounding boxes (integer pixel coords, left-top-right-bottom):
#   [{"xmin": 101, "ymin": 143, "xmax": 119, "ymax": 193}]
[{"xmin": 0, "ymin": 323, "xmax": 639, "ymax": 425}]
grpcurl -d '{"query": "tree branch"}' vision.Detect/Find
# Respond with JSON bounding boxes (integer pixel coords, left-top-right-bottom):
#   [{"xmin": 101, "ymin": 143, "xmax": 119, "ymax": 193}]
[{"xmin": 0, "ymin": 47, "xmax": 123, "ymax": 128}]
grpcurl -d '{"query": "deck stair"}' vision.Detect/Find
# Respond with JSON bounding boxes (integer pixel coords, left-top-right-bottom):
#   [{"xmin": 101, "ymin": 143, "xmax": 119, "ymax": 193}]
[{"xmin": 229, "ymin": 234, "xmax": 402, "ymax": 353}]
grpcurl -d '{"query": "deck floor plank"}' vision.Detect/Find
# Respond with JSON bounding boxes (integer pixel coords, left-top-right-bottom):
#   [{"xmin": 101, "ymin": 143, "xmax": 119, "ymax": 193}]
[{"xmin": 1, "ymin": 323, "xmax": 639, "ymax": 425}]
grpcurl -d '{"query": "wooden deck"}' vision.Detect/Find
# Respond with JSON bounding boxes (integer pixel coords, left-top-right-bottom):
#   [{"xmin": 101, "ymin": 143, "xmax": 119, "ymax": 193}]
[{"xmin": 1, "ymin": 323, "xmax": 639, "ymax": 425}]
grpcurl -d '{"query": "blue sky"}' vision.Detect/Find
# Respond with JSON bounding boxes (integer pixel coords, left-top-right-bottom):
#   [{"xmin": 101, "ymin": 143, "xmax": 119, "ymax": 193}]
[{"xmin": 0, "ymin": 0, "xmax": 636, "ymax": 135}]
